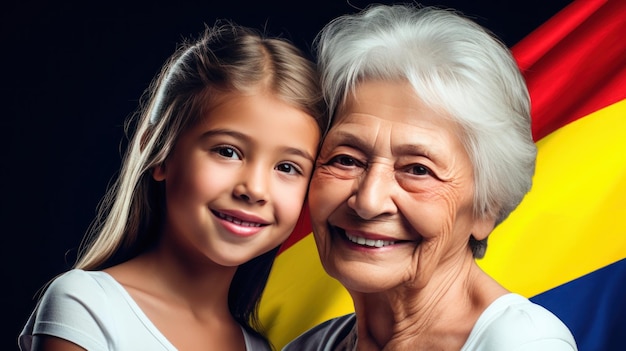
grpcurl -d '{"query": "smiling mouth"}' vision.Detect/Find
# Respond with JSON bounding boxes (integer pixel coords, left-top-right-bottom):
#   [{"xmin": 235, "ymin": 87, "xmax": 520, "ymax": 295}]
[
  {"xmin": 213, "ymin": 211, "xmax": 265, "ymax": 227},
  {"xmin": 331, "ymin": 225, "xmax": 418, "ymax": 248},
  {"xmin": 344, "ymin": 232, "xmax": 395, "ymax": 248}
]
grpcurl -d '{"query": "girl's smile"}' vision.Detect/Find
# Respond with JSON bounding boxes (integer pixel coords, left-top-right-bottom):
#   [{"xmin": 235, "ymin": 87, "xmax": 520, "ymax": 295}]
[
  {"xmin": 212, "ymin": 209, "xmax": 269, "ymax": 237},
  {"xmin": 154, "ymin": 89, "xmax": 320, "ymax": 267}
]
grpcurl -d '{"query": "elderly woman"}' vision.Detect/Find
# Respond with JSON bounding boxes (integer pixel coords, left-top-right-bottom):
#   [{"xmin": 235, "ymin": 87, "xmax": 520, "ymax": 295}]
[{"xmin": 283, "ymin": 4, "xmax": 577, "ymax": 351}]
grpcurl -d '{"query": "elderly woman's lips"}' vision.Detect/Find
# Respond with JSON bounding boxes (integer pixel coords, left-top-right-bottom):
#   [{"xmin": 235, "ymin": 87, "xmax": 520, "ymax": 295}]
[
  {"xmin": 344, "ymin": 232, "xmax": 395, "ymax": 248},
  {"xmin": 331, "ymin": 226, "xmax": 407, "ymax": 248}
]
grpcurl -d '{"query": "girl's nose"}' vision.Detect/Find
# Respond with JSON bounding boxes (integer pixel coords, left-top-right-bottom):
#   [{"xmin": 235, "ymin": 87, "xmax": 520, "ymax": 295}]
[{"xmin": 233, "ymin": 166, "xmax": 269, "ymax": 205}]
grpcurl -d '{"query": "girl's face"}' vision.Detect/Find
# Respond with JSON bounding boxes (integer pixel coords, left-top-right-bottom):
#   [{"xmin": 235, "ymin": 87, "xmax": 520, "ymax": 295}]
[
  {"xmin": 153, "ymin": 90, "xmax": 320, "ymax": 267},
  {"xmin": 309, "ymin": 80, "xmax": 493, "ymax": 293}
]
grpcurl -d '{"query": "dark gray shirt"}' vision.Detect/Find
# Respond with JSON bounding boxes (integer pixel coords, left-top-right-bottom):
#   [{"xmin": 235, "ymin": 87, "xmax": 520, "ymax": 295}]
[{"xmin": 282, "ymin": 313, "xmax": 356, "ymax": 351}]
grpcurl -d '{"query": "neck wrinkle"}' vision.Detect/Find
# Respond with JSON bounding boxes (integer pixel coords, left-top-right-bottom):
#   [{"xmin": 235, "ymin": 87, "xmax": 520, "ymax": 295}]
[{"xmin": 349, "ymin": 251, "xmax": 482, "ymax": 350}]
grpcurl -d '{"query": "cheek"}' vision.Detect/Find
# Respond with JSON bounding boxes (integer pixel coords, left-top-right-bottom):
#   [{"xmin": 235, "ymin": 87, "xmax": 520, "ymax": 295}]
[
  {"xmin": 308, "ymin": 169, "xmax": 349, "ymax": 225},
  {"xmin": 402, "ymin": 187, "xmax": 465, "ymax": 239},
  {"xmin": 165, "ymin": 154, "xmax": 214, "ymax": 192},
  {"xmin": 183, "ymin": 169, "xmax": 224, "ymax": 201},
  {"xmin": 165, "ymin": 170, "xmax": 201, "ymax": 204}
]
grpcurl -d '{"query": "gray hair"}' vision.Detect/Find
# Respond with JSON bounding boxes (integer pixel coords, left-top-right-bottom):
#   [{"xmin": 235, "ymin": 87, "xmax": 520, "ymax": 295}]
[{"xmin": 314, "ymin": 4, "xmax": 536, "ymax": 257}]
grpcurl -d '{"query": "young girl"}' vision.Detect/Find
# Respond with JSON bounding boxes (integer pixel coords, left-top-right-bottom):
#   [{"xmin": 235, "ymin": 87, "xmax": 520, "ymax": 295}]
[{"xmin": 19, "ymin": 21, "xmax": 327, "ymax": 351}]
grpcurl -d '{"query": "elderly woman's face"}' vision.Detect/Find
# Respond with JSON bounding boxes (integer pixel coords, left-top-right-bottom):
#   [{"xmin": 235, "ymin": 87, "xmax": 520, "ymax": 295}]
[{"xmin": 308, "ymin": 80, "xmax": 492, "ymax": 293}]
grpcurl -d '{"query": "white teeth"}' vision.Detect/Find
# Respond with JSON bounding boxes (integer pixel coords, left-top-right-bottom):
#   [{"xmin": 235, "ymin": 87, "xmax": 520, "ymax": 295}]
[
  {"xmin": 345, "ymin": 233, "xmax": 395, "ymax": 247},
  {"xmin": 217, "ymin": 212, "xmax": 262, "ymax": 227}
]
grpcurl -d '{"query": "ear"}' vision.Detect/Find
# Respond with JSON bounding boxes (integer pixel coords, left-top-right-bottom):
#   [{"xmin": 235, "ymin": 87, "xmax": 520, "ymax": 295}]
[
  {"xmin": 152, "ymin": 163, "xmax": 166, "ymax": 181},
  {"xmin": 470, "ymin": 215, "xmax": 496, "ymax": 241}
]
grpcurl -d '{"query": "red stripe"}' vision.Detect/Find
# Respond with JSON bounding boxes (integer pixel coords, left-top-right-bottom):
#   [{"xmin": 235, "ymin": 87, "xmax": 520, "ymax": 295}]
[
  {"xmin": 278, "ymin": 203, "xmax": 311, "ymax": 254},
  {"xmin": 512, "ymin": 0, "xmax": 626, "ymax": 141}
]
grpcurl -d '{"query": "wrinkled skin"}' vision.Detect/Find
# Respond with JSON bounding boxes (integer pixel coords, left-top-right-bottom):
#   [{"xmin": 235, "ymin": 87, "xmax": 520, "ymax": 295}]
[{"xmin": 308, "ymin": 80, "xmax": 506, "ymax": 350}]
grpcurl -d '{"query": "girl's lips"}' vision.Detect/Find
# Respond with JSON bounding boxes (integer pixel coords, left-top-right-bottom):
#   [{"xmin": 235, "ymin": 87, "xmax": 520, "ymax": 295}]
[
  {"xmin": 212, "ymin": 210, "xmax": 269, "ymax": 237},
  {"xmin": 214, "ymin": 209, "xmax": 269, "ymax": 225}
]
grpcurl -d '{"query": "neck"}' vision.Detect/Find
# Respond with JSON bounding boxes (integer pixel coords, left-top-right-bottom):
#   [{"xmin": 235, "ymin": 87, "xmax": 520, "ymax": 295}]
[
  {"xmin": 108, "ymin": 235, "xmax": 238, "ymax": 319},
  {"xmin": 153, "ymin": 242, "xmax": 237, "ymax": 309},
  {"xmin": 104, "ymin": 239, "xmax": 248, "ymax": 350},
  {"xmin": 349, "ymin": 259, "xmax": 507, "ymax": 350}
]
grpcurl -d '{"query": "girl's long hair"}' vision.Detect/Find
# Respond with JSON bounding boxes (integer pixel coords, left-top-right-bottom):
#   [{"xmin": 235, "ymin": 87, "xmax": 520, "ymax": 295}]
[{"xmin": 73, "ymin": 21, "xmax": 327, "ymax": 343}]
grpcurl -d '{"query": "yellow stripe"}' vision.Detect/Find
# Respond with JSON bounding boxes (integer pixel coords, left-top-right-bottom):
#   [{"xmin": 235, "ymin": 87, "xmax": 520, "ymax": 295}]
[
  {"xmin": 260, "ymin": 234, "xmax": 352, "ymax": 349},
  {"xmin": 478, "ymin": 99, "xmax": 626, "ymax": 297}
]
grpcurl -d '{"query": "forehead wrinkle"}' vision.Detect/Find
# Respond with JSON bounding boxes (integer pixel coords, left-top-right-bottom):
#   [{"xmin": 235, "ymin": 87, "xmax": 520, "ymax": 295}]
[
  {"xmin": 326, "ymin": 129, "xmax": 372, "ymax": 155},
  {"xmin": 389, "ymin": 123, "xmax": 447, "ymax": 161}
]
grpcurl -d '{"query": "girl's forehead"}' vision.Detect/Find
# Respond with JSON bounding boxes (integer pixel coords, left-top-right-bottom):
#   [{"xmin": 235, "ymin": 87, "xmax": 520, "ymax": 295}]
[{"xmin": 181, "ymin": 89, "xmax": 320, "ymax": 145}]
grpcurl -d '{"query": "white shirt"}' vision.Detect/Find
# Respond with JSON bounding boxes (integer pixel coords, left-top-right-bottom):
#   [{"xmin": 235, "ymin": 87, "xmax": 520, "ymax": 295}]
[
  {"xmin": 461, "ymin": 293, "xmax": 578, "ymax": 350},
  {"xmin": 19, "ymin": 269, "xmax": 270, "ymax": 351}
]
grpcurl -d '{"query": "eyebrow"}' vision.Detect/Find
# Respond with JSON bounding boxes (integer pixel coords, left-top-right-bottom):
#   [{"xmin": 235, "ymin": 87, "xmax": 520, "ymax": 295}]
[
  {"xmin": 394, "ymin": 144, "xmax": 437, "ymax": 159},
  {"xmin": 200, "ymin": 129, "xmax": 249, "ymax": 142},
  {"xmin": 327, "ymin": 130, "xmax": 372, "ymax": 153},
  {"xmin": 200, "ymin": 129, "xmax": 316, "ymax": 163}
]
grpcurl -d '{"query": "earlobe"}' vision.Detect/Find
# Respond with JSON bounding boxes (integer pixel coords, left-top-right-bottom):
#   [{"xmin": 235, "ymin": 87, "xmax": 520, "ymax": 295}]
[
  {"xmin": 152, "ymin": 163, "xmax": 166, "ymax": 181},
  {"xmin": 471, "ymin": 215, "xmax": 496, "ymax": 241}
]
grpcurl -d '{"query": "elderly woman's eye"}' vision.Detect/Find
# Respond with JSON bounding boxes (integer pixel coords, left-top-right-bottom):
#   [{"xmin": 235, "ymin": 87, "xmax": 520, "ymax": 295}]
[
  {"xmin": 409, "ymin": 164, "xmax": 431, "ymax": 175},
  {"xmin": 323, "ymin": 154, "xmax": 366, "ymax": 179},
  {"xmin": 329, "ymin": 155, "xmax": 363, "ymax": 168}
]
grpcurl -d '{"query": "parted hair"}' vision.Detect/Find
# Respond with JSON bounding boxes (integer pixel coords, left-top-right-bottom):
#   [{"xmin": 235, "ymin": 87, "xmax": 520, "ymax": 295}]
[
  {"xmin": 314, "ymin": 4, "xmax": 536, "ymax": 258},
  {"xmin": 74, "ymin": 20, "xmax": 327, "ymax": 343}
]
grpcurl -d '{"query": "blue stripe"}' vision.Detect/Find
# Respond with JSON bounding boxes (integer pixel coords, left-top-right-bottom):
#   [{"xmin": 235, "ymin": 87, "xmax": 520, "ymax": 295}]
[{"xmin": 530, "ymin": 258, "xmax": 626, "ymax": 351}]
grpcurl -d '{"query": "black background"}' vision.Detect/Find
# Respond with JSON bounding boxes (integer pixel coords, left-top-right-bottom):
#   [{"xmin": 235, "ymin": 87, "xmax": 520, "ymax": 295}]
[{"xmin": 3, "ymin": 1, "xmax": 571, "ymax": 349}]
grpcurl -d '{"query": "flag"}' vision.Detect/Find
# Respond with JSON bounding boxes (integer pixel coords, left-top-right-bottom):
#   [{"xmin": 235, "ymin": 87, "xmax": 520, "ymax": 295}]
[{"xmin": 259, "ymin": 1, "xmax": 626, "ymax": 350}]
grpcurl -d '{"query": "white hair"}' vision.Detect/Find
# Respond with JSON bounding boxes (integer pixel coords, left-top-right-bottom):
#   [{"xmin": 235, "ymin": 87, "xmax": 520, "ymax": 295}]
[{"xmin": 315, "ymin": 4, "xmax": 537, "ymax": 256}]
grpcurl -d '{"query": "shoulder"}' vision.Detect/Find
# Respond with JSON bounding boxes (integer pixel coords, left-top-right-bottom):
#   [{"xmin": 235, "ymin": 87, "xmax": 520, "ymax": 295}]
[
  {"xmin": 282, "ymin": 313, "xmax": 356, "ymax": 351},
  {"xmin": 48, "ymin": 269, "xmax": 110, "ymax": 290},
  {"xmin": 464, "ymin": 293, "xmax": 578, "ymax": 350},
  {"xmin": 19, "ymin": 270, "xmax": 120, "ymax": 351},
  {"xmin": 40, "ymin": 269, "xmax": 114, "ymax": 305}
]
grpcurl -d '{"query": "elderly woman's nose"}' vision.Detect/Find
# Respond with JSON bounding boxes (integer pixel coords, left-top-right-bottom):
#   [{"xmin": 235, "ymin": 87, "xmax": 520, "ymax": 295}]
[{"xmin": 347, "ymin": 164, "xmax": 397, "ymax": 219}]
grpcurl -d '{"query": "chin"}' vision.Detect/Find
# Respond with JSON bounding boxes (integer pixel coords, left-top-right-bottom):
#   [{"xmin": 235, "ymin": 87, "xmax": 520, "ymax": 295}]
[
  {"xmin": 337, "ymin": 273, "xmax": 393, "ymax": 294},
  {"xmin": 323, "ymin": 257, "xmax": 394, "ymax": 294}
]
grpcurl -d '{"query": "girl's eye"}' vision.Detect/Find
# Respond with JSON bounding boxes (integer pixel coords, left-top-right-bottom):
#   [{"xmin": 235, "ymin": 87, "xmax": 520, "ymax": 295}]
[
  {"xmin": 276, "ymin": 162, "xmax": 302, "ymax": 175},
  {"xmin": 212, "ymin": 146, "xmax": 241, "ymax": 160}
]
